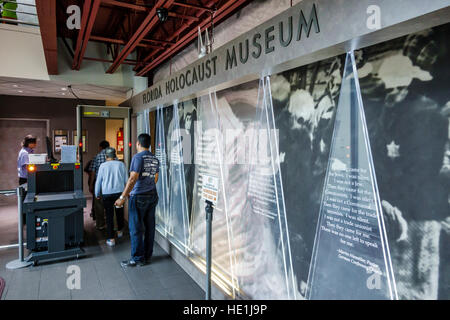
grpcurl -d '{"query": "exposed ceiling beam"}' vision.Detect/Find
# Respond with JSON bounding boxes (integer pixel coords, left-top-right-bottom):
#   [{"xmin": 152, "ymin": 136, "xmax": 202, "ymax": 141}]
[
  {"xmin": 141, "ymin": 38, "xmax": 175, "ymax": 46},
  {"xmin": 101, "ymin": 0, "xmax": 148, "ymax": 12},
  {"xmin": 173, "ymin": 1, "xmax": 214, "ymax": 12},
  {"xmin": 72, "ymin": 0, "xmax": 101, "ymax": 70},
  {"xmin": 137, "ymin": 0, "xmax": 250, "ymax": 76},
  {"xmin": 35, "ymin": 0, "xmax": 58, "ymax": 75},
  {"xmin": 106, "ymin": 0, "xmax": 175, "ymax": 74},
  {"xmin": 137, "ymin": 0, "xmax": 217, "ymax": 69},
  {"xmin": 90, "ymin": 35, "xmax": 164, "ymax": 49},
  {"xmin": 168, "ymin": 11, "xmax": 200, "ymax": 22}
]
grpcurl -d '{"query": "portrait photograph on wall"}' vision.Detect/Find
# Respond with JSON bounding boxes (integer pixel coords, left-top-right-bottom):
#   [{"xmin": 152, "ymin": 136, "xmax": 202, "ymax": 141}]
[{"xmin": 153, "ymin": 22, "xmax": 450, "ymax": 300}]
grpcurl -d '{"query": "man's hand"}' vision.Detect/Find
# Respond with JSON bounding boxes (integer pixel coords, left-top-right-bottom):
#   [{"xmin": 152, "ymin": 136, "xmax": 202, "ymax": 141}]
[{"xmin": 115, "ymin": 197, "xmax": 126, "ymax": 207}]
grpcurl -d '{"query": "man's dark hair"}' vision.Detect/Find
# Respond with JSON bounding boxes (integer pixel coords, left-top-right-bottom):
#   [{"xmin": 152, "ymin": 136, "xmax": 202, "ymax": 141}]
[
  {"xmin": 23, "ymin": 135, "xmax": 37, "ymax": 148},
  {"xmin": 138, "ymin": 133, "xmax": 151, "ymax": 149},
  {"xmin": 99, "ymin": 140, "xmax": 110, "ymax": 149}
]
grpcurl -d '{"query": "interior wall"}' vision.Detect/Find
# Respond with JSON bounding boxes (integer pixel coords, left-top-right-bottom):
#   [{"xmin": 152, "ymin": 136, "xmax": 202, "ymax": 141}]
[
  {"xmin": 105, "ymin": 119, "xmax": 124, "ymax": 158},
  {"xmin": 0, "ymin": 95, "xmax": 105, "ymax": 194},
  {"xmin": 0, "ymin": 24, "xmax": 49, "ymax": 81}
]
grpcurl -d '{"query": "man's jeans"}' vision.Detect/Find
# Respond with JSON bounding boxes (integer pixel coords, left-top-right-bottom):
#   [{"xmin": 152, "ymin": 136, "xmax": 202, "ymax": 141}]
[{"xmin": 128, "ymin": 191, "xmax": 158, "ymax": 262}]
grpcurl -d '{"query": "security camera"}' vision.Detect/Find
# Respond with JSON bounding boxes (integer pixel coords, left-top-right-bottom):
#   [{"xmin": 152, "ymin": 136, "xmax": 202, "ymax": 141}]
[{"xmin": 157, "ymin": 8, "xmax": 168, "ymax": 22}]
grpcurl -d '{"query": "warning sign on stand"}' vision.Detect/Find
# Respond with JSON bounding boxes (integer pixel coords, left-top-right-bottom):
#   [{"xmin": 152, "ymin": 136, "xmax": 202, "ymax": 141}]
[{"xmin": 201, "ymin": 174, "xmax": 219, "ymax": 205}]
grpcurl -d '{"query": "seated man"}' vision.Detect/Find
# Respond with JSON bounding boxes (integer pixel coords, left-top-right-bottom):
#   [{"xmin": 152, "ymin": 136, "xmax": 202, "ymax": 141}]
[{"xmin": 95, "ymin": 147, "xmax": 128, "ymax": 247}]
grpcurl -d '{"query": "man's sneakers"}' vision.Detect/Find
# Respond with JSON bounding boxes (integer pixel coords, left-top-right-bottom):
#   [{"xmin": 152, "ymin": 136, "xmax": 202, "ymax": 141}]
[
  {"xmin": 106, "ymin": 239, "xmax": 116, "ymax": 247},
  {"xmin": 120, "ymin": 259, "xmax": 149, "ymax": 268},
  {"xmin": 121, "ymin": 259, "xmax": 137, "ymax": 267}
]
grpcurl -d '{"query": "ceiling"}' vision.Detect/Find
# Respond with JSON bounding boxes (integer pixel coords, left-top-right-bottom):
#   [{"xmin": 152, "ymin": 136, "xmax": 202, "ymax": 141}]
[
  {"xmin": 38, "ymin": 0, "xmax": 252, "ymax": 77},
  {"xmin": 0, "ymin": 76, "xmax": 129, "ymax": 104}
]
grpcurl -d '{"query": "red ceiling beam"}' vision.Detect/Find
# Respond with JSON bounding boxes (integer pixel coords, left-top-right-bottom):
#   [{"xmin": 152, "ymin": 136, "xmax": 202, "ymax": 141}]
[
  {"xmin": 84, "ymin": 56, "xmax": 147, "ymax": 66},
  {"xmin": 173, "ymin": 1, "xmax": 214, "ymax": 12},
  {"xmin": 35, "ymin": 0, "xmax": 58, "ymax": 75},
  {"xmin": 168, "ymin": 11, "xmax": 200, "ymax": 22},
  {"xmin": 137, "ymin": 0, "xmax": 217, "ymax": 68},
  {"xmin": 90, "ymin": 35, "xmax": 164, "ymax": 50},
  {"xmin": 136, "ymin": 0, "xmax": 250, "ymax": 76},
  {"xmin": 101, "ymin": 0, "xmax": 147, "ymax": 11},
  {"xmin": 72, "ymin": 0, "xmax": 101, "ymax": 70},
  {"xmin": 106, "ymin": 0, "xmax": 175, "ymax": 74},
  {"xmin": 142, "ymin": 38, "xmax": 174, "ymax": 46}
]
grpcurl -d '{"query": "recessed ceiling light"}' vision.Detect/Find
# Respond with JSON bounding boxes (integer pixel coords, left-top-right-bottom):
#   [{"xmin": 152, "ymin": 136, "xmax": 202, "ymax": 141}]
[
  {"xmin": 18, "ymin": 90, "xmax": 23, "ymax": 93},
  {"xmin": 13, "ymin": 84, "xmax": 18, "ymax": 88},
  {"xmin": 61, "ymin": 92, "xmax": 66, "ymax": 95},
  {"xmin": 61, "ymin": 87, "xmax": 68, "ymax": 91}
]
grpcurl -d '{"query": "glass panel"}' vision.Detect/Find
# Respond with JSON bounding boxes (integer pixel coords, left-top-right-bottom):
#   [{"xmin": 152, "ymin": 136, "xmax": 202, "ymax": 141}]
[
  {"xmin": 190, "ymin": 92, "xmax": 238, "ymax": 298},
  {"xmin": 166, "ymin": 102, "xmax": 191, "ymax": 254},
  {"xmin": 306, "ymin": 51, "xmax": 398, "ymax": 300},
  {"xmin": 155, "ymin": 105, "xmax": 169, "ymax": 236},
  {"xmin": 229, "ymin": 77, "xmax": 297, "ymax": 299}
]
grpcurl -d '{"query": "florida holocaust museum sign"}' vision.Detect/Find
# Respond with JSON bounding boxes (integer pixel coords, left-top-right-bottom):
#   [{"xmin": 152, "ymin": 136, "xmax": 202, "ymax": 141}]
[{"xmin": 129, "ymin": 0, "xmax": 450, "ymax": 112}]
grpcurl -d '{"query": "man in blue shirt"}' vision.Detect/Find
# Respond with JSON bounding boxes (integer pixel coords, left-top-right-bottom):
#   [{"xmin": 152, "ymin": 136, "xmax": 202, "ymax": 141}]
[
  {"xmin": 17, "ymin": 135, "xmax": 36, "ymax": 185},
  {"xmin": 89, "ymin": 140, "xmax": 110, "ymax": 230},
  {"xmin": 95, "ymin": 147, "xmax": 128, "ymax": 247},
  {"xmin": 115, "ymin": 133, "xmax": 159, "ymax": 267}
]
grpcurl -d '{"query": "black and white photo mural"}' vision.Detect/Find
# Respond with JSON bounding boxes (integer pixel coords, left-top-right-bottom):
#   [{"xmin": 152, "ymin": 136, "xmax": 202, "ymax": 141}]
[{"xmin": 153, "ymin": 23, "xmax": 450, "ymax": 300}]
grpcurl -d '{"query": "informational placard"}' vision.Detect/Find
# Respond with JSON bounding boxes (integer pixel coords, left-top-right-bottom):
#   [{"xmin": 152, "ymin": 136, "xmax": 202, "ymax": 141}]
[
  {"xmin": 53, "ymin": 130, "xmax": 69, "ymax": 154},
  {"xmin": 201, "ymin": 174, "xmax": 219, "ymax": 205},
  {"xmin": 306, "ymin": 52, "xmax": 397, "ymax": 300}
]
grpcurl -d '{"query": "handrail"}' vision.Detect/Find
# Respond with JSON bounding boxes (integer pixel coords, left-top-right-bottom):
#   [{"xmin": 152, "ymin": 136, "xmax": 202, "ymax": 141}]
[
  {"xmin": 11, "ymin": 10, "xmax": 37, "ymax": 16},
  {"xmin": 0, "ymin": 17, "xmax": 39, "ymax": 26},
  {"xmin": 1, "ymin": 1, "xmax": 36, "ymax": 7},
  {"xmin": 0, "ymin": 189, "xmax": 17, "ymax": 195}
]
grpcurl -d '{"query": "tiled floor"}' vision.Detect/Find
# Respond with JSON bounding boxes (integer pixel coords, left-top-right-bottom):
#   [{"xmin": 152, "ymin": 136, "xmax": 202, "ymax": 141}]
[{"xmin": 0, "ymin": 198, "xmax": 204, "ymax": 300}]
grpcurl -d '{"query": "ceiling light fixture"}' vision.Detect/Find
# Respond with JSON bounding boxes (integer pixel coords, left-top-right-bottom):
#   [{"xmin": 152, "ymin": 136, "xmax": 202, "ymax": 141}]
[
  {"xmin": 61, "ymin": 87, "xmax": 68, "ymax": 91},
  {"xmin": 13, "ymin": 84, "xmax": 18, "ymax": 88},
  {"xmin": 18, "ymin": 90, "xmax": 23, "ymax": 93}
]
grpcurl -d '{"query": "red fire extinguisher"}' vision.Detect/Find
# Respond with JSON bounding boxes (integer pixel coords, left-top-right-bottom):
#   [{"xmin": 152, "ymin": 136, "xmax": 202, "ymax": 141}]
[{"xmin": 117, "ymin": 128, "xmax": 124, "ymax": 153}]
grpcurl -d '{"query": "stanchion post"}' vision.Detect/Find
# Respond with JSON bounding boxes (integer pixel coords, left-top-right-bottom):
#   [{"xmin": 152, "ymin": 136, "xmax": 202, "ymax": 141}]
[
  {"xmin": 17, "ymin": 186, "xmax": 24, "ymax": 262},
  {"xmin": 205, "ymin": 200, "xmax": 214, "ymax": 300},
  {"xmin": 6, "ymin": 186, "xmax": 32, "ymax": 269}
]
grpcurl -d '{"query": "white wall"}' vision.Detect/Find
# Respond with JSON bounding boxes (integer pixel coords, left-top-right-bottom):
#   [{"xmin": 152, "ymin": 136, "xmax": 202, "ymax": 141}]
[
  {"xmin": 51, "ymin": 40, "xmax": 142, "ymax": 89},
  {"xmin": 0, "ymin": 24, "xmax": 49, "ymax": 80}
]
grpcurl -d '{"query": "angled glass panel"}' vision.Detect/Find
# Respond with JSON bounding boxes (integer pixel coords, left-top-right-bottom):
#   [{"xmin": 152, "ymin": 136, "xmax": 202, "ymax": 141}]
[
  {"xmin": 155, "ymin": 105, "xmax": 169, "ymax": 236},
  {"xmin": 232, "ymin": 77, "xmax": 296, "ymax": 299},
  {"xmin": 190, "ymin": 91, "xmax": 238, "ymax": 298},
  {"xmin": 167, "ymin": 102, "xmax": 190, "ymax": 254},
  {"xmin": 307, "ymin": 51, "xmax": 398, "ymax": 300}
]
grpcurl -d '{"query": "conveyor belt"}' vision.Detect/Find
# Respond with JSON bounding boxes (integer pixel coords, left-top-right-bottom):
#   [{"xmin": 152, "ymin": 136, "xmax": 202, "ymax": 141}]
[{"xmin": 35, "ymin": 192, "xmax": 77, "ymax": 202}]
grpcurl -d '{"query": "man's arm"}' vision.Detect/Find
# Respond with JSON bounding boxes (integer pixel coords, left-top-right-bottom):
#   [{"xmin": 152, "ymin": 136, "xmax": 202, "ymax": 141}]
[
  {"xmin": 94, "ymin": 166, "xmax": 103, "ymax": 198},
  {"xmin": 89, "ymin": 171, "xmax": 95, "ymax": 194},
  {"xmin": 114, "ymin": 171, "xmax": 139, "ymax": 207}
]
